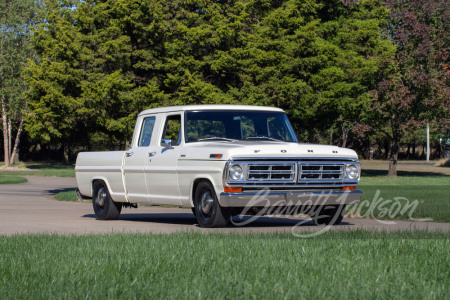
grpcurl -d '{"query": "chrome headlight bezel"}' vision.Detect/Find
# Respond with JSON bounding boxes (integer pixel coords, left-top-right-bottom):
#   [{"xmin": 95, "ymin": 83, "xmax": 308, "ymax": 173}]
[
  {"xmin": 228, "ymin": 164, "xmax": 244, "ymax": 181},
  {"xmin": 345, "ymin": 164, "xmax": 360, "ymax": 180}
]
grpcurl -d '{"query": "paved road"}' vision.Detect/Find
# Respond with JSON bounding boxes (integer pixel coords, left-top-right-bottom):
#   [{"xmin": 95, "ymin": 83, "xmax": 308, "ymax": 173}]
[{"xmin": 0, "ymin": 176, "xmax": 449, "ymax": 236}]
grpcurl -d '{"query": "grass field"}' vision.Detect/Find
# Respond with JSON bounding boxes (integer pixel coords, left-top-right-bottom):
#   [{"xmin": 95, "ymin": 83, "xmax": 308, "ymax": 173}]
[
  {"xmin": 355, "ymin": 176, "xmax": 450, "ymax": 222},
  {"xmin": 3, "ymin": 161, "xmax": 449, "ymax": 299},
  {"xmin": 0, "ymin": 162, "xmax": 75, "ymax": 177},
  {"xmin": 0, "ymin": 231, "xmax": 448, "ymax": 299},
  {"xmin": 0, "ymin": 175, "xmax": 27, "ymax": 184},
  {"xmin": 53, "ymin": 189, "xmax": 79, "ymax": 201},
  {"xmin": 360, "ymin": 159, "xmax": 450, "ymax": 176}
]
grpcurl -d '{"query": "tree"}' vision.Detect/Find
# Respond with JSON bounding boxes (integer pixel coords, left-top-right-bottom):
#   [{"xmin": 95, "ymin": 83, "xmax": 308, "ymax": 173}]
[
  {"xmin": 379, "ymin": 0, "xmax": 449, "ymax": 176},
  {"xmin": 25, "ymin": 0, "xmax": 136, "ymax": 155},
  {"xmin": 209, "ymin": 0, "xmax": 395, "ymax": 144},
  {"xmin": 374, "ymin": 72, "xmax": 417, "ymax": 176},
  {"xmin": 352, "ymin": 0, "xmax": 449, "ymax": 175},
  {"xmin": 0, "ymin": 0, "xmax": 39, "ymax": 166},
  {"xmin": 25, "ymin": 0, "xmax": 396, "ymax": 156}
]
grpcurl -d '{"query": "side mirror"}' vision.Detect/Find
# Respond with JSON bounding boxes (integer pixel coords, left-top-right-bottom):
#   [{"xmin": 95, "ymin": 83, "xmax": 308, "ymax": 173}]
[{"xmin": 161, "ymin": 139, "xmax": 173, "ymax": 149}]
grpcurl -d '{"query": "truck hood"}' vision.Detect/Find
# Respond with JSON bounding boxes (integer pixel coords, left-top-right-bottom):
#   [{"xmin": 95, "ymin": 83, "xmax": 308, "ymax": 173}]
[{"xmin": 181, "ymin": 141, "xmax": 358, "ymax": 161}]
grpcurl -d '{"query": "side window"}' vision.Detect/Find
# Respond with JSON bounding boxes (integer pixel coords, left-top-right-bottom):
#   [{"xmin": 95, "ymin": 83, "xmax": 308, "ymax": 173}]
[
  {"xmin": 162, "ymin": 115, "xmax": 182, "ymax": 146},
  {"xmin": 138, "ymin": 117, "xmax": 156, "ymax": 147}
]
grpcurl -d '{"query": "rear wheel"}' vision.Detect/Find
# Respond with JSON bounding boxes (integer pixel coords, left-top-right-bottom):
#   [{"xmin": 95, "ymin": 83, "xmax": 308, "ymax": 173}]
[
  {"xmin": 92, "ymin": 181, "xmax": 122, "ymax": 220},
  {"xmin": 194, "ymin": 181, "xmax": 230, "ymax": 228},
  {"xmin": 311, "ymin": 205, "xmax": 346, "ymax": 226}
]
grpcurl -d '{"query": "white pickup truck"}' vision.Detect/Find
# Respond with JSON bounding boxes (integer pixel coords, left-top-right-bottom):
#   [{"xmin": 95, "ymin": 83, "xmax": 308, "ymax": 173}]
[{"xmin": 76, "ymin": 105, "xmax": 361, "ymax": 227}]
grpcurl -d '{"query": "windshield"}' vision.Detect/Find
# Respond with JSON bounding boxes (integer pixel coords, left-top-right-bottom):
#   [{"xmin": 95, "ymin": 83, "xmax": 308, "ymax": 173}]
[{"xmin": 185, "ymin": 110, "xmax": 298, "ymax": 143}]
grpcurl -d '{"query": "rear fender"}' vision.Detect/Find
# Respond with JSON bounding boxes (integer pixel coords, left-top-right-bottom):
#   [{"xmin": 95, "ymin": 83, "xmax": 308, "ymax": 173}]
[{"xmin": 91, "ymin": 176, "xmax": 121, "ymax": 202}]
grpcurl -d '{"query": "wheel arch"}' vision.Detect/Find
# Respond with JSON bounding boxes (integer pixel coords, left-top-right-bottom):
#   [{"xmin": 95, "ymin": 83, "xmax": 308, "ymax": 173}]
[
  {"xmin": 91, "ymin": 177, "xmax": 113, "ymax": 198},
  {"xmin": 91, "ymin": 177, "xmax": 122, "ymax": 220},
  {"xmin": 190, "ymin": 175, "xmax": 221, "ymax": 207}
]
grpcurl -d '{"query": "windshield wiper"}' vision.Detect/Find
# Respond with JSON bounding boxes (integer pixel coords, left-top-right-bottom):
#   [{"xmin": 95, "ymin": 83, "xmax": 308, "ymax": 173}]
[
  {"xmin": 197, "ymin": 137, "xmax": 237, "ymax": 142},
  {"xmin": 245, "ymin": 136, "xmax": 282, "ymax": 141}
]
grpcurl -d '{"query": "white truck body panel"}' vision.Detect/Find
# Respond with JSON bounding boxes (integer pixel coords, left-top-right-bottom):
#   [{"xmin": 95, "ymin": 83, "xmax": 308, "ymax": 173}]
[{"xmin": 75, "ymin": 151, "xmax": 126, "ymax": 201}]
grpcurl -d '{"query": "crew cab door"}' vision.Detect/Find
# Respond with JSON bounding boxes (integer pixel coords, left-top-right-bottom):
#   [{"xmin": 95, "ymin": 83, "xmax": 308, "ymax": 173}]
[
  {"xmin": 122, "ymin": 115, "xmax": 156, "ymax": 202},
  {"xmin": 145, "ymin": 113, "xmax": 182, "ymax": 205}
]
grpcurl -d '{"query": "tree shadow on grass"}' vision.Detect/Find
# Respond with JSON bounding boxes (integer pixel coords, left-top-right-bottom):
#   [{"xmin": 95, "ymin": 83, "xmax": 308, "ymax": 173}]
[
  {"xmin": 227, "ymin": 216, "xmax": 353, "ymax": 228},
  {"xmin": 47, "ymin": 187, "xmax": 77, "ymax": 195},
  {"xmin": 26, "ymin": 162, "xmax": 73, "ymax": 170},
  {"xmin": 362, "ymin": 169, "xmax": 446, "ymax": 177}
]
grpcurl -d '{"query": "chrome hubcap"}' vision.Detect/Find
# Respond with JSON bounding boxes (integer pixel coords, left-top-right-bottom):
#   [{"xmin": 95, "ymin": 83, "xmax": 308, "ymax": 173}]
[
  {"xmin": 201, "ymin": 191, "xmax": 214, "ymax": 215},
  {"xmin": 96, "ymin": 187, "xmax": 107, "ymax": 207}
]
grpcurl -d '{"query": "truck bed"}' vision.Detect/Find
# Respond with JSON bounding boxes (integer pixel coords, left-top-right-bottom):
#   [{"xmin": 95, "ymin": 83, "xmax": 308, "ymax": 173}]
[{"xmin": 75, "ymin": 151, "xmax": 126, "ymax": 202}]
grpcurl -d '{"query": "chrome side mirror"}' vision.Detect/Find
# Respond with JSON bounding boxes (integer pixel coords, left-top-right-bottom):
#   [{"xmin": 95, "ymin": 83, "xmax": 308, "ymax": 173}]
[{"xmin": 161, "ymin": 139, "xmax": 173, "ymax": 149}]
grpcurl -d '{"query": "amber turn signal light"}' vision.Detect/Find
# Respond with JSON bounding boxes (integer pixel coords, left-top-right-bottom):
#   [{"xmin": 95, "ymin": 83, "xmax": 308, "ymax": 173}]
[
  {"xmin": 209, "ymin": 154, "xmax": 223, "ymax": 158},
  {"xmin": 224, "ymin": 186, "xmax": 242, "ymax": 193},
  {"xmin": 343, "ymin": 186, "xmax": 356, "ymax": 191}
]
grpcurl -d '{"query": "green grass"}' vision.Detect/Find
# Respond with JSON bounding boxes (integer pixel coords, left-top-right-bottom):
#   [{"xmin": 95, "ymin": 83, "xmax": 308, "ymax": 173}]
[
  {"xmin": 0, "ymin": 175, "xmax": 27, "ymax": 184},
  {"xmin": 53, "ymin": 189, "xmax": 78, "ymax": 201},
  {"xmin": 0, "ymin": 231, "xmax": 448, "ymax": 299},
  {"xmin": 0, "ymin": 162, "xmax": 75, "ymax": 177},
  {"xmin": 355, "ymin": 176, "xmax": 450, "ymax": 222},
  {"xmin": 359, "ymin": 174, "xmax": 449, "ymax": 186}
]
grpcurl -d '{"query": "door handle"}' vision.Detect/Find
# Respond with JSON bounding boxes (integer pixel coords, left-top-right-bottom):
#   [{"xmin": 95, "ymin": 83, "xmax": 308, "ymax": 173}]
[
  {"xmin": 148, "ymin": 152, "xmax": 156, "ymax": 157},
  {"xmin": 126, "ymin": 152, "xmax": 133, "ymax": 157}
]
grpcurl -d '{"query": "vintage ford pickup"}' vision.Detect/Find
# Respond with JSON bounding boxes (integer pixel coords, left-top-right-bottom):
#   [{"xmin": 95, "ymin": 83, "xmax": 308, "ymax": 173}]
[{"xmin": 76, "ymin": 105, "xmax": 361, "ymax": 227}]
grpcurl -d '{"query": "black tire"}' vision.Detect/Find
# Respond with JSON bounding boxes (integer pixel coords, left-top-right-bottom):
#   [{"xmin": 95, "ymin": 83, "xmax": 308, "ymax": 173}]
[
  {"xmin": 194, "ymin": 181, "xmax": 231, "ymax": 228},
  {"xmin": 92, "ymin": 181, "xmax": 122, "ymax": 220},
  {"xmin": 311, "ymin": 205, "xmax": 346, "ymax": 226},
  {"xmin": 191, "ymin": 207, "xmax": 197, "ymax": 217}
]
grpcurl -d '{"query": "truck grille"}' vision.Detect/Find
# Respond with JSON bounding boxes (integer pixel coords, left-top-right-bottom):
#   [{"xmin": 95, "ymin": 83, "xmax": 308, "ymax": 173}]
[
  {"xmin": 298, "ymin": 164, "xmax": 344, "ymax": 181},
  {"xmin": 247, "ymin": 164, "xmax": 296, "ymax": 181},
  {"xmin": 226, "ymin": 159, "xmax": 358, "ymax": 188}
]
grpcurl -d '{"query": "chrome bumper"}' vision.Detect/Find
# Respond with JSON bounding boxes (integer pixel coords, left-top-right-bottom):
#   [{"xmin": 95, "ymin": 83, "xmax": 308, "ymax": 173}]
[{"xmin": 219, "ymin": 190, "xmax": 361, "ymax": 207}]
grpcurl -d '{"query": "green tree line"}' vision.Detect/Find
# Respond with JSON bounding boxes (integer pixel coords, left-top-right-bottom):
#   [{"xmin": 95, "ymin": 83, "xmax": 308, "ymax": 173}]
[
  {"xmin": 0, "ymin": 0, "xmax": 39, "ymax": 166},
  {"xmin": 0, "ymin": 0, "xmax": 448, "ymax": 176}
]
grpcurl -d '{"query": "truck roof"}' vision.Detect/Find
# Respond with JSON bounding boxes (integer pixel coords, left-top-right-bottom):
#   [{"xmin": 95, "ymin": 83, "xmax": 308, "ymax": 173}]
[{"xmin": 138, "ymin": 104, "xmax": 285, "ymax": 116}]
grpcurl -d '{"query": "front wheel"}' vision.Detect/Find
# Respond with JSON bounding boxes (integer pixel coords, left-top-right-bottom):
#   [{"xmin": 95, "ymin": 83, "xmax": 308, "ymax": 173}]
[
  {"xmin": 311, "ymin": 205, "xmax": 346, "ymax": 226},
  {"xmin": 92, "ymin": 181, "xmax": 122, "ymax": 220},
  {"xmin": 194, "ymin": 181, "xmax": 231, "ymax": 228}
]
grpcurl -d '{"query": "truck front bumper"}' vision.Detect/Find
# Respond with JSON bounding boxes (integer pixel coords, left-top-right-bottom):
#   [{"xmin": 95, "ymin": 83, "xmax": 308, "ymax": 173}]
[{"xmin": 219, "ymin": 190, "xmax": 361, "ymax": 207}]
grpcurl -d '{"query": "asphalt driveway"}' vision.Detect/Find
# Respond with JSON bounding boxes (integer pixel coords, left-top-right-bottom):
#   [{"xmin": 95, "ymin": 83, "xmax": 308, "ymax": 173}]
[{"xmin": 0, "ymin": 176, "xmax": 449, "ymax": 235}]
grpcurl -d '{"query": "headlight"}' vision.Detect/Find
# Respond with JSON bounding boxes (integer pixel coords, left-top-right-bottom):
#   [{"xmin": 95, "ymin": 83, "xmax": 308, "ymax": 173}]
[
  {"xmin": 229, "ymin": 165, "xmax": 244, "ymax": 181},
  {"xmin": 346, "ymin": 164, "xmax": 359, "ymax": 180}
]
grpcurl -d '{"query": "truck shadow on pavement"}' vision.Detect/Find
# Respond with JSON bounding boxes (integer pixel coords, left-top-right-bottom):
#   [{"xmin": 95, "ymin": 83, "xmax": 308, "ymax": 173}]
[{"xmin": 82, "ymin": 213, "xmax": 354, "ymax": 228}]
